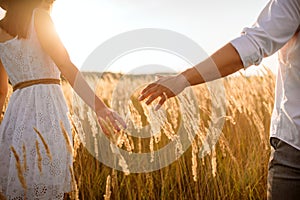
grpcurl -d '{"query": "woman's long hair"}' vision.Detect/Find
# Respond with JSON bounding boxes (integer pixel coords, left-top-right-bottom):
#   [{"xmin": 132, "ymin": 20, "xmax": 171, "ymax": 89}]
[{"xmin": 0, "ymin": 0, "xmax": 43, "ymax": 39}]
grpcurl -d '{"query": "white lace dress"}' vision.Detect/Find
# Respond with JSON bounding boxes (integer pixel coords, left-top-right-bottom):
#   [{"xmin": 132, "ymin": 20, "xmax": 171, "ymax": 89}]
[{"xmin": 0, "ymin": 11, "xmax": 73, "ymax": 200}]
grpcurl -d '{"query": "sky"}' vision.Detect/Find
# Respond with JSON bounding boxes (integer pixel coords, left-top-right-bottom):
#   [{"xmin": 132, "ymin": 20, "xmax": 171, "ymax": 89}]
[{"xmin": 0, "ymin": 0, "xmax": 277, "ymax": 75}]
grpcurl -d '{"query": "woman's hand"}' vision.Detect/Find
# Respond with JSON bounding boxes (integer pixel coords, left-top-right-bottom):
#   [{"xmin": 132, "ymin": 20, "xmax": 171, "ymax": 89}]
[
  {"xmin": 96, "ymin": 107, "xmax": 127, "ymax": 136},
  {"xmin": 138, "ymin": 74, "xmax": 189, "ymax": 110}
]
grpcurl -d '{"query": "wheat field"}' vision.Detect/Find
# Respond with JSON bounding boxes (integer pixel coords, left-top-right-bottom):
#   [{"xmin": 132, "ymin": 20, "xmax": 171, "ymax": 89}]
[{"xmin": 0, "ymin": 68, "xmax": 275, "ymax": 200}]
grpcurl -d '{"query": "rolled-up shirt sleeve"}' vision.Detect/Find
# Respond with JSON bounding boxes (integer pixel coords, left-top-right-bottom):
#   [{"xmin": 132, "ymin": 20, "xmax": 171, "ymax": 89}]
[{"xmin": 230, "ymin": 0, "xmax": 300, "ymax": 68}]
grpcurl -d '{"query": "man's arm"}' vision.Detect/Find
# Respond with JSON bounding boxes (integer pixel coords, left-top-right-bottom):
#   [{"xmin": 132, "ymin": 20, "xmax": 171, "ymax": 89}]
[
  {"xmin": 182, "ymin": 43, "xmax": 243, "ymax": 86},
  {"xmin": 231, "ymin": 0, "xmax": 300, "ymax": 68},
  {"xmin": 139, "ymin": 0, "xmax": 300, "ymax": 108},
  {"xmin": 139, "ymin": 43, "xmax": 243, "ymax": 108}
]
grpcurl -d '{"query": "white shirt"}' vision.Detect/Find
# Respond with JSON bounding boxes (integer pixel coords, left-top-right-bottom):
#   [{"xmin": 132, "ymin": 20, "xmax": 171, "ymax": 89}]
[{"xmin": 231, "ymin": 0, "xmax": 300, "ymax": 150}]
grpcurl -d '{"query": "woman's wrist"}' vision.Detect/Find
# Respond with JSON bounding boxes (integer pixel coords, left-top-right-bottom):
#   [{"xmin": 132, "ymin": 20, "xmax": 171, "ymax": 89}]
[{"xmin": 94, "ymin": 99, "xmax": 108, "ymax": 113}]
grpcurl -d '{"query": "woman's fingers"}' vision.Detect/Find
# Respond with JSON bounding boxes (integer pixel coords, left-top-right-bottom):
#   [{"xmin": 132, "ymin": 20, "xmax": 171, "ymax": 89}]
[
  {"xmin": 108, "ymin": 112, "xmax": 127, "ymax": 132},
  {"xmin": 98, "ymin": 118, "xmax": 112, "ymax": 136},
  {"xmin": 113, "ymin": 112, "xmax": 127, "ymax": 129},
  {"xmin": 108, "ymin": 116, "xmax": 121, "ymax": 132},
  {"xmin": 97, "ymin": 109, "xmax": 127, "ymax": 135}
]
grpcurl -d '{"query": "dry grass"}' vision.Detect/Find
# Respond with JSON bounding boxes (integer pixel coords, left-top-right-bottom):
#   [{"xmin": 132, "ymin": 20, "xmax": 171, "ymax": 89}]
[
  {"xmin": 1, "ymin": 68, "xmax": 275, "ymax": 200},
  {"xmin": 34, "ymin": 127, "xmax": 53, "ymax": 161},
  {"xmin": 35, "ymin": 140, "xmax": 43, "ymax": 174},
  {"xmin": 10, "ymin": 146, "xmax": 27, "ymax": 192}
]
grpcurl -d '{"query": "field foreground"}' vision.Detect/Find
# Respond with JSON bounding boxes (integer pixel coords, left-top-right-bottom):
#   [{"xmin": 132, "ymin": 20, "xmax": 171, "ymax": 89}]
[{"xmin": 1, "ymin": 69, "xmax": 275, "ymax": 200}]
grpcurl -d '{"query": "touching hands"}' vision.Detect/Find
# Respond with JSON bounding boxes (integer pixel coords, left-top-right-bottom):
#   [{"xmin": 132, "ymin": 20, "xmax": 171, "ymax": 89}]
[
  {"xmin": 138, "ymin": 74, "xmax": 190, "ymax": 110},
  {"xmin": 96, "ymin": 107, "xmax": 127, "ymax": 136}
]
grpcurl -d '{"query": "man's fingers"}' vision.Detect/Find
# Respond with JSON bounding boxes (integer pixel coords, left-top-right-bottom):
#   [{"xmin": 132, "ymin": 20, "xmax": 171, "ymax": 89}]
[
  {"xmin": 155, "ymin": 93, "xmax": 167, "ymax": 111},
  {"xmin": 140, "ymin": 83, "xmax": 156, "ymax": 94},
  {"xmin": 141, "ymin": 84, "xmax": 153, "ymax": 94},
  {"xmin": 139, "ymin": 85, "xmax": 158, "ymax": 101},
  {"xmin": 145, "ymin": 91, "xmax": 162, "ymax": 105}
]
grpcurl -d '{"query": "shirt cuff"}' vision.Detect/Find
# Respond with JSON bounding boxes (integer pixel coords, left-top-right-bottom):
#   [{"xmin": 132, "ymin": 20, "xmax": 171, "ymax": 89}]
[{"xmin": 230, "ymin": 35, "xmax": 263, "ymax": 69}]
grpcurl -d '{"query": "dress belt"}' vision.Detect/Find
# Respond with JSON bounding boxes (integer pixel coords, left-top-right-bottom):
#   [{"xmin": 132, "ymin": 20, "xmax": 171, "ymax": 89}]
[{"xmin": 13, "ymin": 78, "xmax": 61, "ymax": 92}]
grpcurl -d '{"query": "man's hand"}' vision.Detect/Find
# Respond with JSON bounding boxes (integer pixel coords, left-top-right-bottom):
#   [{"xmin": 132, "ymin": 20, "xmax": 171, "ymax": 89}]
[{"xmin": 138, "ymin": 74, "xmax": 189, "ymax": 110}]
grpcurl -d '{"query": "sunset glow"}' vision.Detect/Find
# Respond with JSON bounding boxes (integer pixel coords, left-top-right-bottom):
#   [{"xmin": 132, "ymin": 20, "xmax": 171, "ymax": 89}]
[{"xmin": 1, "ymin": 0, "xmax": 277, "ymax": 74}]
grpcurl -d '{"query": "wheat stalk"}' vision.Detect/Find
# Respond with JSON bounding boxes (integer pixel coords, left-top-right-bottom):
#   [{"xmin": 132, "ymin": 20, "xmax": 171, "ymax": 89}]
[
  {"xmin": 33, "ymin": 127, "xmax": 52, "ymax": 161},
  {"xmin": 192, "ymin": 141, "xmax": 198, "ymax": 182},
  {"xmin": 22, "ymin": 143, "xmax": 27, "ymax": 172},
  {"xmin": 35, "ymin": 140, "xmax": 43, "ymax": 174},
  {"xmin": 103, "ymin": 175, "xmax": 111, "ymax": 200},
  {"xmin": 60, "ymin": 121, "xmax": 73, "ymax": 154},
  {"xmin": 69, "ymin": 165, "xmax": 79, "ymax": 200},
  {"xmin": 10, "ymin": 146, "xmax": 27, "ymax": 191}
]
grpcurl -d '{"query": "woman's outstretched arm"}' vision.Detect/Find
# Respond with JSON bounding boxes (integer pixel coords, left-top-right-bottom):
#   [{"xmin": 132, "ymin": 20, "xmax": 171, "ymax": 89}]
[{"xmin": 34, "ymin": 8, "xmax": 126, "ymax": 134}]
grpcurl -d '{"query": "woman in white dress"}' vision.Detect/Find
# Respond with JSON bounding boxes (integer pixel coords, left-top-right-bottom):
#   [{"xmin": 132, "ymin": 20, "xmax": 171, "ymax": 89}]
[{"xmin": 0, "ymin": 0, "xmax": 126, "ymax": 199}]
